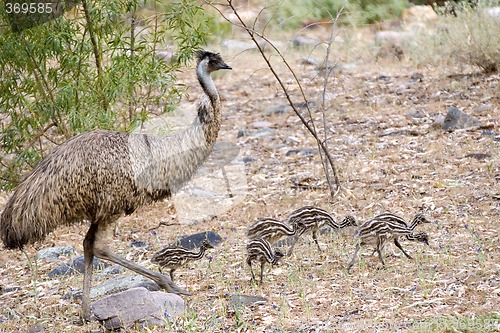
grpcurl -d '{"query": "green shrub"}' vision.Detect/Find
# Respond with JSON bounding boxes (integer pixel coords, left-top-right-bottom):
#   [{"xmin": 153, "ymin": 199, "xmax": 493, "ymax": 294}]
[
  {"xmin": 410, "ymin": 0, "xmax": 500, "ymax": 73},
  {"xmin": 0, "ymin": 0, "xmax": 211, "ymax": 189},
  {"xmin": 266, "ymin": 0, "xmax": 409, "ymax": 28}
]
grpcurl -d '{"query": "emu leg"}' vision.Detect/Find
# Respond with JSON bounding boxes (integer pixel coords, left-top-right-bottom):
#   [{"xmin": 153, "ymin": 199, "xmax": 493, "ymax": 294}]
[
  {"xmin": 347, "ymin": 243, "xmax": 361, "ymax": 273},
  {"xmin": 259, "ymin": 261, "xmax": 265, "ymax": 284},
  {"xmin": 375, "ymin": 237, "xmax": 386, "ymax": 266},
  {"xmin": 169, "ymin": 269, "xmax": 176, "ymax": 282},
  {"xmin": 247, "ymin": 259, "xmax": 256, "ymax": 282},
  {"xmin": 82, "ymin": 223, "xmax": 98, "ymax": 322},
  {"xmin": 92, "ymin": 222, "xmax": 190, "ymax": 296},
  {"xmin": 394, "ymin": 238, "xmax": 413, "ymax": 259},
  {"xmin": 311, "ymin": 229, "xmax": 322, "ymax": 252}
]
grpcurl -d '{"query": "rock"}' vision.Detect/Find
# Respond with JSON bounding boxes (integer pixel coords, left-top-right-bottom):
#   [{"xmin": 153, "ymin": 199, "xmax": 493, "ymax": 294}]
[
  {"xmin": 291, "ymin": 35, "xmax": 321, "ymax": 47},
  {"xmin": 91, "ymin": 287, "xmax": 184, "ymax": 330},
  {"xmin": 130, "ymin": 241, "xmax": 148, "ymax": 249},
  {"xmin": 250, "ymin": 128, "xmax": 275, "ymax": 138},
  {"xmin": 442, "ymin": 107, "xmax": 484, "ymax": 130},
  {"xmin": 100, "ymin": 265, "xmax": 124, "ymax": 276},
  {"xmin": 265, "ymin": 101, "xmax": 317, "ymax": 116},
  {"xmin": 433, "ymin": 114, "xmax": 446, "ymax": 129},
  {"xmin": 410, "ymin": 72, "xmax": 424, "ymax": 81},
  {"xmin": 237, "ymin": 129, "xmax": 246, "ymax": 138},
  {"xmin": 228, "ymin": 294, "xmax": 267, "ymax": 310},
  {"xmin": 285, "ymin": 149, "xmax": 318, "ymax": 156},
  {"xmin": 252, "ymin": 121, "xmax": 273, "ymax": 128},
  {"xmin": 48, "ymin": 256, "xmax": 109, "ymax": 277},
  {"xmin": 377, "ymin": 73, "xmax": 391, "ymax": 80},
  {"xmin": 242, "ymin": 157, "xmax": 255, "ymax": 164},
  {"xmin": 90, "ymin": 275, "xmax": 161, "ymax": 300},
  {"xmin": 27, "ymin": 324, "xmax": 44, "ymax": 333},
  {"xmin": 464, "ymin": 153, "xmax": 491, "ymax": 160},
  {"xmin": 35, "ymin": 246, "xmax": 75, "ymax": 261},
  {"xmin": 406, "ymin": 108, "xmax": 427, "ymax": 119},
  {"xmin": 177, "ymin": 231, "xmax": 223, "ymax": 250}
]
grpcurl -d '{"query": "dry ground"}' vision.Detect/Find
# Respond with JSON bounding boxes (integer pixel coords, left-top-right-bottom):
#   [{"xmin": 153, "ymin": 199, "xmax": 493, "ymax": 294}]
[{"xmin": 1, "ymin": 26, "xmax": 499, "ymax": 332}]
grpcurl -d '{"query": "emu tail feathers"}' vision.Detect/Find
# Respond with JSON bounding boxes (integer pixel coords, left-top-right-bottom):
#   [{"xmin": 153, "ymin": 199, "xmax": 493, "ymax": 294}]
[{"xmin": 1, "ymin": 183, "xmax": 57, "ymax": 249}]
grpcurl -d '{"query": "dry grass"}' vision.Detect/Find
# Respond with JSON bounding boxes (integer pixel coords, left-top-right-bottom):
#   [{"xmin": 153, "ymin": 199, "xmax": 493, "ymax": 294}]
[{"xmin": 1, "ymin": 27, "xmax": 499, "ymax": 332}]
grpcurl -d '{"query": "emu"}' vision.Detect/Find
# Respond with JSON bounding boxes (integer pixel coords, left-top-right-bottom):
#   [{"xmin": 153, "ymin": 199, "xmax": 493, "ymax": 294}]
[
  {"xmin": 285, "ymin": 206, "xmax": 357, "ymax": 255},
  {"xmin": 246, "ymin": 239, "xmax": 285, "ymax": 284},
  {"xmin": 246, "ymin": 217, "xmax": 302, "ymax": 245},
  {"xmin": 347, "ymin": 213, "xmax": 430, "ymax": 272},
  {"xmin": 0, "ymin": 50, "xmax": 231, "ymax": 321},
  {"xmin": 151, "ymin": 239, "xmax": 214, "ymax": 282}
]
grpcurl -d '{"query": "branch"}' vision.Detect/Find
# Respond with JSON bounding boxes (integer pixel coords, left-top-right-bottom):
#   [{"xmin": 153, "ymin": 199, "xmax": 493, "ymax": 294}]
[{"xmin": 208, "ymin": 0, "xmax": 341, "ymax": 197}]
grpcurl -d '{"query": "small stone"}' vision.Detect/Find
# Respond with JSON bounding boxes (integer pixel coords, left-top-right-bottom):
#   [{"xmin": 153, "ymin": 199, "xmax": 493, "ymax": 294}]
[
  {"xmin": 250, "ymin": 128, "xmax": 275, "ymax": 138},
  {"xmin": 406, "ymin": 109, "xmax": 427, "ymax": 119},
  {"xmin": 228, "ymin": 294, "xmax": 267, "ymax": 310},
  {"xmin": 377, "ymin": 73, "xmax": 391, "ymax": 80},
  {"xmin": 252, "ymin": 121, "xmax": 273, "ymax": 128},
  {"xmin": 237, "ymin": 129, "xmax": 246, "ymax": 138},
  {"xmin": 464, "ymin": 153, "xmax": 491, "ymax": 160},
  {"xmin": 285, "ymin": 149, "xmax": 318, "ymax": 156},
  {"xmin": 130, "ymin": 241, "xmax": 148, "ymax": 249},
  {"xmin": 292, "ymin": 35, "xmax": 320, "ymax": 47},
  {"xmin": 27, "ymin": 324, "xmax": 44, "ymax": 333},
  {"xmin": 442, "ymin": 107, "xmax": 483, "ymax": 130},
  {"xmin": 410, "ymin": 72, "xmax": 424, "ymax": 81}
]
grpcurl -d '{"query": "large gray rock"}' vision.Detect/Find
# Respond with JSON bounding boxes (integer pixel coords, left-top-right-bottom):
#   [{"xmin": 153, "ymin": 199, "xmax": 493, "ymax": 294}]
[
  {"xmin": 91, "ymin": 287, "xmax": 184, "ymax": 330},
  {"xmin": 442, "ymin": 107, "xmax": 484, "ymax": 130},
  {"xmin": 90, "ymin": 275, "xmax": 161, "ymax": 300}
]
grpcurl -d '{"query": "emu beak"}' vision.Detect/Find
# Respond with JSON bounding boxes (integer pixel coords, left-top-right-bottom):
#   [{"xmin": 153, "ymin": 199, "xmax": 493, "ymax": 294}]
[{"xmin": 221, "ymin": 63, "xmax": 232, "ymax": 70}]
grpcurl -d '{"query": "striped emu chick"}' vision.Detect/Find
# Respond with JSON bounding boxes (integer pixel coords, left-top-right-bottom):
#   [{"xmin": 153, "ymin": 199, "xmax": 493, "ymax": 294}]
[
  {"xmin": 347, "ymin": 213, "xmax": 431, "ymax": 273},
  {"xmin": 151, "ymin": 240, "xmax": 214, "ymax": 282},
  {"xmin": 246, "ymin": 217, "xmax": 301, "ymax": 245},
  {"xmin": 246, "ymin": 239, "xmax": 285, "ymax": 284},
  {"xmin": 376, "ymin": 231, "xmax": 429, "ymax": 257},
  {"xmin": 286, "ymin": 206, "xmax": 357, "ymax": 255}
]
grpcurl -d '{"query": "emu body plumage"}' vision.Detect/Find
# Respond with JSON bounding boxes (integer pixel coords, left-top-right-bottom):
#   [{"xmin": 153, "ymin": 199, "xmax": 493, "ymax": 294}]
[{"xmin": 0, "ymin": 50, "xmax": 231, "ymax": 321}]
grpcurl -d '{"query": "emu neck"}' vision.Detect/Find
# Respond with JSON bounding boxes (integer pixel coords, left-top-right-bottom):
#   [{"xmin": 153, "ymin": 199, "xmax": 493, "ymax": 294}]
[
  {"xmin": 408, "ymin": 218, "xmax": 419, "ymax": 231},
  {"xmin": 129, "ymin": 64, "xmax": 221, "ymax": 197},
  {"xmin": 194, "ymin": 246, "xmax": 207, "ymax": 259}
]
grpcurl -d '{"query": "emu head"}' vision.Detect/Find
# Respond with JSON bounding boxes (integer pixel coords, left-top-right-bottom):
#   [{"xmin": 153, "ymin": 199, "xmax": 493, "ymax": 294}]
[
  {"xmin": 273, "ymin": 249, "xmax": 285, "ymax": 264},
  {"xmin": 343, "ymin": 215, "xmax": 358, "ymax": 227},
  {"xmin": 195, "ymin": 50, "xmax": 232, "ymax": 73},
  {"xmin": 413, "ymin": 232, "xmax": 429, "ymax": 245},
  {"xmin": 413, "ymin": 213, "xmax": 431, "ymax": 225},
  {"xmin": 201, "ymin": 239, "xmax": 215, "ymax": 249}
]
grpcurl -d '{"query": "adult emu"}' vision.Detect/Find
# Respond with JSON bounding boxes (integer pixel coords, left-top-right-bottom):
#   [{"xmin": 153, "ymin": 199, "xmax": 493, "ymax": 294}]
[{"xmin": 0, "ymin": 50, "xmax": 231, "ymax": 321}]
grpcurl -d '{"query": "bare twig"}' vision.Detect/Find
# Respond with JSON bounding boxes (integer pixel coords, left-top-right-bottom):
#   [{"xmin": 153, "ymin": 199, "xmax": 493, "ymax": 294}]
[{"xmin": 208, "ymin": 0, "xmax": 341, "ymax": 197}]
